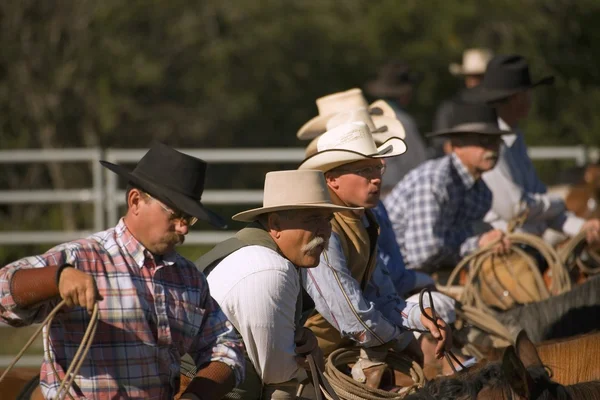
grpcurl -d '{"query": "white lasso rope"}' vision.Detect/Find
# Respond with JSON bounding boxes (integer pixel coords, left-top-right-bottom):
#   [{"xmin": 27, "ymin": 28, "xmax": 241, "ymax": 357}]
[{"xmin": 0, "ymin": 300, "xmax": 99, "ymax": 400}]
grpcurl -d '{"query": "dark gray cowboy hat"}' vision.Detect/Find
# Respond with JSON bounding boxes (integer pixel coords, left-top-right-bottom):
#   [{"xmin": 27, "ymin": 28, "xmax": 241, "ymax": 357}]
[
  {"xmin": 463, "ymin": 54, "xmax": 554, "ymax": 104},
  {"xmin": 100, "ymin": 141, "xmax": 227, "ymax": 229},
  {"xmin": 426, "ymin": 101, "xmax": 512, "ymax": 138},
  {"xmin": 365, "ymin": 60, "xmax": 420, "ymax": 98}
]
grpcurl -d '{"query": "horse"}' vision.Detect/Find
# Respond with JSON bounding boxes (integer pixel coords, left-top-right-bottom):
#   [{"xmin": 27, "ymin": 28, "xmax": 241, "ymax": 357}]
[
  {"xmin": 565, "ymin": 163, "xmax": 600, "ymax": 220},
  {"xmin": 404, "ymin": 331, "xmax": 600, "ymax": 399}
]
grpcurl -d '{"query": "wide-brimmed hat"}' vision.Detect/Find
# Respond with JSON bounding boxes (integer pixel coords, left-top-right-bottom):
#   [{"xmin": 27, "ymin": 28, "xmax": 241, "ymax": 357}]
[
  {"xmin": 299, "ymin": 121, "xmax": 407, "ymax": 172},
  {"xmin": 100, "ymin": 141, "xmax": 227, "ymax": 228},
  {"xmin": 449, "ymin": 48, "xmax": 494, "ymax": 76},
  {"xmin": 297, "ymin": 88, "xmax": 403, "ymax": 141},
  {"xmin": 365, "ymin": 61, "xmax": 419, "ymax": 98},
  {"xmin": 232, "ymin": 170, "xmax": 361, "ymax": 222},
  {"xmin": 463, "ymin": 54, "xmax": 554, "ymax": 103},
  {"xmin": 426, "ymin": 101, "xmax": 511, "ymax": 138}
]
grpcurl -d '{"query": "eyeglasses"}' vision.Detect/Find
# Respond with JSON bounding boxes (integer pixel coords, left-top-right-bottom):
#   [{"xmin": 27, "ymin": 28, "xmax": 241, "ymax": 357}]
[
  {"xmin": 144, "ymin": 193, "xmax": 198, "ymax": 226},
  {"xmin": 335, "ymin": 164, "xmax": 386, "ymax": 178}
]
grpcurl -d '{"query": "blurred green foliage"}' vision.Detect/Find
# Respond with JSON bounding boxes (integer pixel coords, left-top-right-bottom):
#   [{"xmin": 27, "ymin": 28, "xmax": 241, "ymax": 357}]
[{"xmin": 1, "ymin": 0, "xmax": 599, "ymax": 262}]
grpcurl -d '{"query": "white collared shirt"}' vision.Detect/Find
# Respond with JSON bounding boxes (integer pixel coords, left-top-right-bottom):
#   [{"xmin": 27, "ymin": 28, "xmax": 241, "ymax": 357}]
[
  {"xmin": 481, "ymin": 118, "xmax": 584, "ymax": 236},
  {"xmin": 207, "ymin": 245, "xmax": 306, "ymax": 385}
]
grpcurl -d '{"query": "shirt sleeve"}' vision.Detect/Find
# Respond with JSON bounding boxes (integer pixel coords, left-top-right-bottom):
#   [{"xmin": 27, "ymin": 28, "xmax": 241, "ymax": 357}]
[
  {"xmin": 303, "ymin": 232, "xmax": 418, "ymax": 348},
  {"xmin": 0, "ymin": 245, "xmax": 78, "ymax": 326},
  {"xmin": 189, "ymin": 281, "xmax": 246, "ymax": 387},
  {"xmin": 214, "ymin": 268, "xmax": 302, "ymax": 385}
]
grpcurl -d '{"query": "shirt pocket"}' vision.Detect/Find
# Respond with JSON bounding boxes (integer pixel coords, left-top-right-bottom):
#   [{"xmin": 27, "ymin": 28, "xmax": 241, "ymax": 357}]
[{"xmin": 169, "ymin": 300, "xmax": 204, "ymax": 352}]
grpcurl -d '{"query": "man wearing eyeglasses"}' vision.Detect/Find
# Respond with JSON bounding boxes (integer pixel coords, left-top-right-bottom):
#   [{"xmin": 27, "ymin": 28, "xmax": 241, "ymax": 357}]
[
  {"xmin": 0, "ymin": 142, "xmax": 244, "ymax": 400},
  {"xmin": 298, "ymin": 122, "xmax": 452, "ymax": 389},
  {"xmin": 384, "ymin": 102, "xmax": 511, "ymax": 273}
]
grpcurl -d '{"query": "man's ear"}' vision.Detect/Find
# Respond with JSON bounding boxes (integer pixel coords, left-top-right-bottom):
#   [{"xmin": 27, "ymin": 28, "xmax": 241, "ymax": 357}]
[
  {"xmin": 267, "ymin": 213, "xmax": 282, "ymax": 238},
  {"xmin": 324, "ymin": 172, "xmax": 339, "ymax": 190},
  {"xmin": 127, "ymin": 189, "xmax": 144, "ymax": 215}
]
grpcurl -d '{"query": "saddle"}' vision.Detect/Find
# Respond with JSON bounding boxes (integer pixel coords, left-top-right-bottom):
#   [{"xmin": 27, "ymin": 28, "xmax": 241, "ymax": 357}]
[{"xmin": 476, "ymin": 251, "xmax": 550, "ymax": 311}]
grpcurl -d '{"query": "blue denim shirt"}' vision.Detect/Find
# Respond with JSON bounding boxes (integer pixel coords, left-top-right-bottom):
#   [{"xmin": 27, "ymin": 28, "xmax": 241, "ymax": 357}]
[
  {"xmin": 372, "ymin": 201, "xmax": 418, "ymax": 297},
  {"xmin": 302, "ymin": 213, "xmax": 428, "ymax": 349}
]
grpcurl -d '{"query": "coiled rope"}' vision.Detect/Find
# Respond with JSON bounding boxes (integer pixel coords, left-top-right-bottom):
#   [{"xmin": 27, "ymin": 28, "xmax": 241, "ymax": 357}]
[
  {"xmin": 559, "ymin": 230, "xmax": 600, "ymax": 275},
  {"xmin": 440, "ymin": 231, "xmax": 571, "ymax": 346},
  {"xmin": 322, "ymin": 348, "xmax": 425, "ymax": 400},
  {"xmin": 0, "ymin": 300, "xmax": 99, "ymax": 400}
]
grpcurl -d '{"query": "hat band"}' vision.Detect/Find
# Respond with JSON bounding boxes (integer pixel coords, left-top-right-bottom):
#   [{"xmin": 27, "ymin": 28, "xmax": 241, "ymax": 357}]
[{"xmin": 451, "ymin": 122, "xmax": 497, "ymax": 132}]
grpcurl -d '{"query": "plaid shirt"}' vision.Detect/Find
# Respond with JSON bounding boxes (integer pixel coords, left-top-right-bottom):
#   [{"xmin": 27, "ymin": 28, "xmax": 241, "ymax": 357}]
[
  {"xmin": 0, "ymin": 219, "xmax": 244, "ymax": 400},
  {"xmin": 384, "ymin": 153, "xmax": 492, "ymax": 271}
]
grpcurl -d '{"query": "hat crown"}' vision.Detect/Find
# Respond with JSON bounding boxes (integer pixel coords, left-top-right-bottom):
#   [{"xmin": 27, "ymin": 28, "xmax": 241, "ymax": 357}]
[
  {"xmin": 133, "ymin": 141, "xmax": 207, "ymax": 200},
  {"xmin": 448, "ymin": 102, "xmax": 499, "ymax": 130},
  {"xmin": 482, "ymin": 54, "xmax": 534, "ymax": 90},
  {"xmin": 317, "ymin": 122, "xmax": 378, "ymax": 155},
  {"xmin": 262, "ymin": 170, "xmax": 333, "ymax": 208},
  {"xmin": 326, "ymin": 108, "xmax": 377, "ymax": 131},
  {"xmin": 316, "ymin": 88, "xmax": 369, "ymax": 115},
  {"xmin": 461, "ymin": 48, "xmax": 494, "ymax": 74}
]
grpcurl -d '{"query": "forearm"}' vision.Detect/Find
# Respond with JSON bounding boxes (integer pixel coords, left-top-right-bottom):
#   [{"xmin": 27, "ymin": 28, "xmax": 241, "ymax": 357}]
[{"xmin": 180, "ymin": 361, "xmax": 235, "ymax": 400}]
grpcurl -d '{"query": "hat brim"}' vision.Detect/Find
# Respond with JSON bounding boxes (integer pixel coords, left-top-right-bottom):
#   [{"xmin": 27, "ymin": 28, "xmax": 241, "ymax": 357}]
[
  {"xmin": 100, "ymin": 161, "xmax": 227, "ymax": 229},
  {"xmin": 297, "ymin": 101, "xmax": 398, "ymax": 140},
  {"xmin": 464, "ymin": 76, "xmax": 555, "ymax": 104},
  {"xmin": 232, "ymin": 202, "xmax": 362, "ymax": 222},
  {"xmin": 426, "ymin": 124, "xmax": 511, "ymax": 138},
  {"xmin": 449, "ymin": 63, "xmax": 486, "ymax": 76},
  {"xmin": 298, "ymin": 136, "xmax": 407, "ymax": 172}
]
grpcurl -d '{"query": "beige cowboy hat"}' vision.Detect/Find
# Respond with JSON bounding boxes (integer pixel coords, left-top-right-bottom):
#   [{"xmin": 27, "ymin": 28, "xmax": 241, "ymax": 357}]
[
  {"xmin": 232, "ymin": 170, "xmax": 361, "ymax": 222},
  {"xmin": 297, "ymin": 88, "xmax": 403, "ymax": 140},
  {"xmin": 303, "ymin": 108, "xmax": 404, "ymax": 157},
  {"xmin": 449, "ymin": 48, "xmax": 494, "ymax": 76},
  {"xmin": 299, "ymin": 121, "xmax": 407, "ymax": 173}
]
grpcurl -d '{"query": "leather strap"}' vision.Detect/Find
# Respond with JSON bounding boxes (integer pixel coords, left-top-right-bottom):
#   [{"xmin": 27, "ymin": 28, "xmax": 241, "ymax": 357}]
[
  {"xmin": 10, "ymin": 265, "xmax": 61, "ymax": 307},
  {"xmin": 306, "ymin": 353, "xmax": 340, "ymax": 400}
]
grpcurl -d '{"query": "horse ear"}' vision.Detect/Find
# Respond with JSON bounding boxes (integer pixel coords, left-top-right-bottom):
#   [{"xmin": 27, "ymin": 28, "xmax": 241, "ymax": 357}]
[
  {"xmin": 515, "ymin": 330, "xmax": 543, "ymax": 368},
  {"xmin": 502, "ymin": 346, "xmax": 533, "ymax": 399}
]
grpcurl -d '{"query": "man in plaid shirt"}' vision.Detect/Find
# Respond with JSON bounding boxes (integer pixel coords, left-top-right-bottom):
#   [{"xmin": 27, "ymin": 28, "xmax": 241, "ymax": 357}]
[
  {"xmin": 0, "ymin": 142, "xmax": 245, "ymax": 400},
  {"xmin": 384, "ymin": 102, "xmax": 511, "ymax": 272}
]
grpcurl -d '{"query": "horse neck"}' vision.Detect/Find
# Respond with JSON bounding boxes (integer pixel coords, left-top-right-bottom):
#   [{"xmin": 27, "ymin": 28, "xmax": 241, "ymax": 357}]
[{"xmin": 565, "ymin": 381, "xmax": 600, "ymax": 399}]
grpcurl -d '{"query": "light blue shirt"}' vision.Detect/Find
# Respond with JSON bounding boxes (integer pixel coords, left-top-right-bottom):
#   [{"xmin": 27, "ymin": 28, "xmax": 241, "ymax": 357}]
[
  {"xmin": 302, "ymin": 214, "xmax": 428, "ymax": 349},
  {"xmin": 372, "ymin": 201, "xmax": 417, "ymax": 297}
]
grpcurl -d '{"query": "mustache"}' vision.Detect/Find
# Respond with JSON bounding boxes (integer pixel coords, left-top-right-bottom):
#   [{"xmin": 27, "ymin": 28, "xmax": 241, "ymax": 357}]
[
  {"xmin": 301, "ymin": 236, "xmax": 328, "ymax": 253},
  {"xmin": 167, "ymin": 233, "xmax": 185, "ymax": 245}
]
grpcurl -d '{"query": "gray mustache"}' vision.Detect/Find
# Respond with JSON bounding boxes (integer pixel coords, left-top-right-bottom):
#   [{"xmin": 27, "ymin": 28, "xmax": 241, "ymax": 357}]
[{"xmin": 301, "ymin": 236, "xmax": 328, "ymax": 253}]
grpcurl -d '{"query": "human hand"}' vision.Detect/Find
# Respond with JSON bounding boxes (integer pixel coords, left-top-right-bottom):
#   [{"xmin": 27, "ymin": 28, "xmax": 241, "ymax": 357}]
[
  {"xmin": 294, "ymin": 327, "xmax": 325, "ymax": 371},
  {"xmin": 478, "ymin": 229, "xmax": 511, "ymax": 255},
  {"xmin": 581, "ymin": 219, "xmax": 600, "ymax": 244},
  {"xmin": 419, "ymin": 308, "xmax": 452, "ymax": 359},
  {"xmin": 58, "ymin": 267, "xmax": 103, "ymax": 313}
]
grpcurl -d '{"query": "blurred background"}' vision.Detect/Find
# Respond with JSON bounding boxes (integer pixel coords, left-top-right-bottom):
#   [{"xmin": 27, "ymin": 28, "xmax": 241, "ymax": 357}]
[{"xmin": 2, "ymin": 0, "xmax": 600, "ymax": 265}]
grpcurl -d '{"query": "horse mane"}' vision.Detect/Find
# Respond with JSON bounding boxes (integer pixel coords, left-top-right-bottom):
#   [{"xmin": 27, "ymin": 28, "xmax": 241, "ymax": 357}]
[{"xmin": 497, "ymin": 275, "xmax": 600, "ymax": 342}]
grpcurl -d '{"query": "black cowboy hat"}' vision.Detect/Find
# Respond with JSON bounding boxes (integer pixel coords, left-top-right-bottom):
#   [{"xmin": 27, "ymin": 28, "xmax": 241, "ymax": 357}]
[
  {"xmin": 426, "ymin": 101, "xmax": 511, "ymax": 138},
  {"xmin": 463, "ymin": 54, "xmax": 554, "ymax": 104},
  {"xmin": 100, "ymin": 141, "xmax": 227, "ymax": 229},
  {"xmin": 365, "ymin": 60, "xmax": 420, "ymax": 98}
]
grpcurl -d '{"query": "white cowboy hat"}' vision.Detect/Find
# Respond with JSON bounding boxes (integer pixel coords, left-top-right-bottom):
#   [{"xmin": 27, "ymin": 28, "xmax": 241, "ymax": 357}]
[
  {"xmin": 449, "ymin": 48, "xmax": 494, "ymax": 76},
  {"xmin": 232, "ymin": 170, "xmax": 361, "ymax": 222},
  {"xmin": 298, "ymin": 121, "xmax": 407, "ymax": 172},
  {"xmin": 297, "ymin": 88, "xmax": 404, "ymax": 140}
]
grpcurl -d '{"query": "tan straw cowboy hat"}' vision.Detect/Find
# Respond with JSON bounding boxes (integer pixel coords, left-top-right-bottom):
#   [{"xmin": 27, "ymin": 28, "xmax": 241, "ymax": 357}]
[
  {"xmin": 299, "ymin": 121, "xmax": 407, "ymax": 172},
  {"xmin": 297, "ymin": 88, "xmax": 403, "ymax": 140},
  {"xmin": 232, "ymin": 170, "xmax": 361, "ymax": 222},
  {"xmin": 449, "ymin": 48, "xmax": 494, "ymax": 76}
]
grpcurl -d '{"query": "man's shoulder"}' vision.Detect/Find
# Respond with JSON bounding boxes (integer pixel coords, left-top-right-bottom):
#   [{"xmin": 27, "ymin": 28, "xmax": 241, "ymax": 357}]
[
  {"xmin": 403, "ymin": 157, "xmax": 451, "ymax": 188},
  {"xmin": 215, "ymin": 245, "xmax": 295, "ymax": 276}
]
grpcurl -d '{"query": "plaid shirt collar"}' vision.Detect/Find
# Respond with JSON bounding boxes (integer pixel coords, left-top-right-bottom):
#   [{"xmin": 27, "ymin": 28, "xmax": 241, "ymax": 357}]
[
  {"xmin": 450, "ymin": 153, "xmax": 476, "ymax": 190},
  {"xmin": 115, "ymin": 218, "xmax": 177, "ymax": 268}
]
